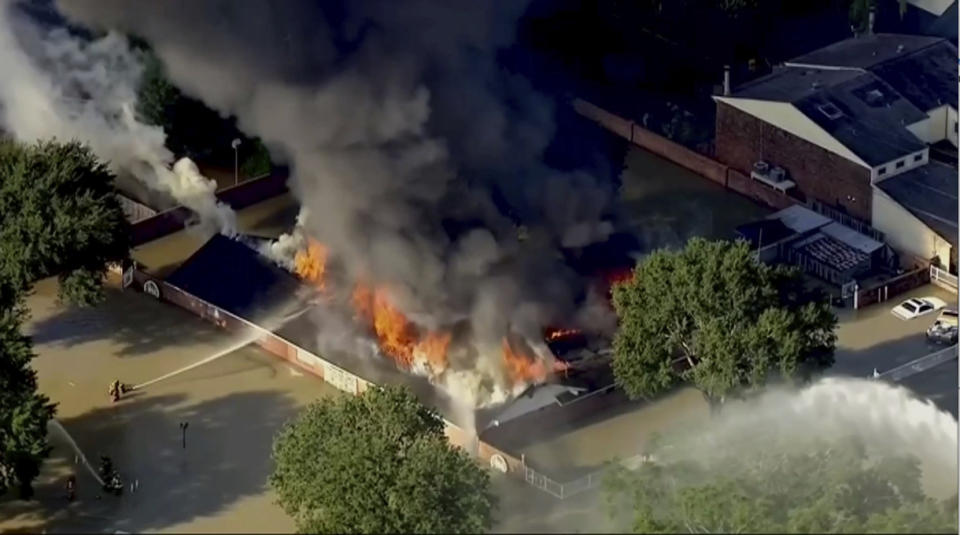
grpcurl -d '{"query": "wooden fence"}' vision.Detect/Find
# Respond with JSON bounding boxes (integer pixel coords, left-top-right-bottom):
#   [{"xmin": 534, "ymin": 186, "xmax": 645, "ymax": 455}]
[{"xmin": 853, "ymin": 265, "xmax": 931, "ymax": 309}]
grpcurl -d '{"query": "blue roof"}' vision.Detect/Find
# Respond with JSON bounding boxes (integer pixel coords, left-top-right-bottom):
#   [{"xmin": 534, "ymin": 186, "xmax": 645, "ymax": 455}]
[{"xmin": 165, "ymin": 234, "xmax": 305, "ymax": 322}]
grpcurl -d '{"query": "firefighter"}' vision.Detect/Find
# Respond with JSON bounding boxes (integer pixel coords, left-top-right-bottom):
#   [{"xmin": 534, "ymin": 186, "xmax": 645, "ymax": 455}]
[
  {"xmin": 65, "ymin": 475, "xmax": 76, "ymax": 502},
  {"xmin": 109, "ymin": 379, "xmax": 121, "ymax": 402}
]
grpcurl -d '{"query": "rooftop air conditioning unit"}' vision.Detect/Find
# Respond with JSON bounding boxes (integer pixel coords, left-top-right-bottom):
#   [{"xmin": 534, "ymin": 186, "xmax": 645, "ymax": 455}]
[{"xmin": 769, "ymin": 166, "xmax": 787, "ymax": 183}]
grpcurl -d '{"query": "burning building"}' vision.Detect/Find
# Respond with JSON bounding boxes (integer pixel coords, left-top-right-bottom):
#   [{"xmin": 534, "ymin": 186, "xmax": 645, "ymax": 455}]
[{"xmin": 159, "ymin": 232, "xmax": 620, "ymax": 439}]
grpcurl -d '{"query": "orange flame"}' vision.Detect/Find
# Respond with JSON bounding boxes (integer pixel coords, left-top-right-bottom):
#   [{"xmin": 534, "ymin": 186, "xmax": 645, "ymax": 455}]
[
  {"xmin": 415, "ymin": 331, "xmax": 452, "ymax": 374},
  {"xmin": 501, "ymin": 338, "xmax": 548, "ymax": 386},
  {"xmin": 294, "ymin": 239, "xmax": 329, "ymax": 291},
  {"xmin": 545, "ymin": 327, "xmax": 582, "ymax": 341},
  {"xmin": 294, "ymin": 235, "xmax": 566, "ymax": 388}
]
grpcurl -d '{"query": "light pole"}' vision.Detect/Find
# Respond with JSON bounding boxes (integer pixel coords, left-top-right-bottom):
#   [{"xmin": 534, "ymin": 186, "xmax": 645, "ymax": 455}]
[
  {"xmin": 231, "ymin": 138, "xmax": 242, "ymax": 186},
  {"xmin": 179, "ymin": 421, "xmax": 189, "ymax": 449}
]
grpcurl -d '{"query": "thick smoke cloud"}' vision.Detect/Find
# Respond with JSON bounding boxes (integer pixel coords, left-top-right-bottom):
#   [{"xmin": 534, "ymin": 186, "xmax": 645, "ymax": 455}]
[
  {"xmin": 0, "ymin": 0, "xmax": 236, "ymax": 236},
  {"xmin": 54, "ymin": 0, "xmax": 618, "ymax": 404}
]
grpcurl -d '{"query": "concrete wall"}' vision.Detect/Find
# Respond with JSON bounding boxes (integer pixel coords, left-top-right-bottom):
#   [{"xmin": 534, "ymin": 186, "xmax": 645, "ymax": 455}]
[
  {"xmin": 715, "ymin": 101, "xmax": 873, "ymax": 221},
  {"xmin": 949, "ymin": 106, "xmax": 958, "ymax": 147},
  {"xmin": 907, "ymin": 105, "xmax": 949, "ymax": 144},
  {"xmin": 872, "ymin": 187, "xmax": 952, "ymax": 266},
  {"xmin": 872, "ymin": 150, "xmax": 929, "ymax": 183}
]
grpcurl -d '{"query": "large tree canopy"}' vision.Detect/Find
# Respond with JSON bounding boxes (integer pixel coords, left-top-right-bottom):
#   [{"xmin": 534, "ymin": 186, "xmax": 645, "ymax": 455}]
[
  {"xmin": 0, "ymin": 139, "xmax": 130, "ymax": 306},
  {"xmin": 0, "ymin": 297, "xmax": 55, "ymax": 500},
  {"xmin": 605, "ymin": 436, "xmax": 958, "ymax": 533},
  {"xmin": 270, "ymin": 385, "xmax": 494, "ymax": 534},
  {"xmin": 0, "ymin": 138, "xmax": 129, "ymax": 498},
  {"xmin": 611, "ymin": 238, "xmax": 836, "ymax": 403}
]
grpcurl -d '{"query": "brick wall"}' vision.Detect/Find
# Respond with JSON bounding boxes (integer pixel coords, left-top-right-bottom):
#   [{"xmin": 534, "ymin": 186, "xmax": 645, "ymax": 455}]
[
  {"xmin": 574, "ymin": 99, "xmax": 727, "ymax": 184},
  {"xmin": 715, "ymin": 102, "xmax": 872, "ymax": 221},
  {"xmin": 726, "ymin": 169, "xmax": 800, "ymax": 211}
]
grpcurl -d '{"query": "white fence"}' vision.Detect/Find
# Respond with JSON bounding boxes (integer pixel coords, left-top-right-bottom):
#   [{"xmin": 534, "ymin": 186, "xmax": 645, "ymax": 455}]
[{"xmin": 931, "ymin": 265, "xmax": 958, "ymax": 293}]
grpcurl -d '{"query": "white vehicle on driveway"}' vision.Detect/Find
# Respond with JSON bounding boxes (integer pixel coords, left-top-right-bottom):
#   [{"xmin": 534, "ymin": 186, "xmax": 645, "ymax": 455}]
[{"xmin": 891, "ymin": 297, "xmax": 947, "ymax": 320}]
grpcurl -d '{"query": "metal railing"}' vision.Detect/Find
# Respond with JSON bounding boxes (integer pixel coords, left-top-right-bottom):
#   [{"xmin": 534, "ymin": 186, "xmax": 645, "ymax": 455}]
[
  {"xmin": 522, "ymin": 453, "xmax": 646, "ymax": 500},
  {"xmin": 877, "ymin": 345, "xmax": 958, "ymax": 382},
  {"xmin": 931, "ymin": 265, "xmax": 958, "ymax": 293}
]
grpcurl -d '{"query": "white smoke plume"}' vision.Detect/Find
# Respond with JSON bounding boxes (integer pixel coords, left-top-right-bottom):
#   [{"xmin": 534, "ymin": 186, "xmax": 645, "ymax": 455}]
[
  {"xmin": 52, "ymin": 0, "xmax": 621, "ymax": 406},
  {"xmin": 0, "ymin": 0, "xmax": 236, "ymax": 236}
]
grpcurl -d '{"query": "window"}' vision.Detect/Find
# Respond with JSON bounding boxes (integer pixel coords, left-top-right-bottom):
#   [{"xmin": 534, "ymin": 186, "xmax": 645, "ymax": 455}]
[
  {"xmin": 896, "ymin": 160, "xmax": 905, "ymax": 169},
  {"xmin": 902, "ymin": 302, "xmax": 918, "ymax": 313},
  {"xmin": 913, "ymin": 153, "xmax": 923, "ymax": 162},
  {"xmin": 877, "ymin": 166, "xmax": 887, "ymax": 176}
]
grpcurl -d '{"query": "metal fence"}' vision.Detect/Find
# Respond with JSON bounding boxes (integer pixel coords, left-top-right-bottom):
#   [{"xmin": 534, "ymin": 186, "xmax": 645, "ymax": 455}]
[
  {"xmin": 522, "ymin": 453, "xmax": 646, "ymax": 500},
  {"xmin": 877, "ymin": 345, "xmax": 958, "ymax": 382},
  {"xmin": 931, "ymin": 265, "xmax": 958, "ymax": 293}
]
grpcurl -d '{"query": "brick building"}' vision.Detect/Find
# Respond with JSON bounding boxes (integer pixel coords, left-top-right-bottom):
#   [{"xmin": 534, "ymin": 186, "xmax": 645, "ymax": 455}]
[{"xmin": 714, "ymin": 33, "xmax": 957, "ymax": 271}]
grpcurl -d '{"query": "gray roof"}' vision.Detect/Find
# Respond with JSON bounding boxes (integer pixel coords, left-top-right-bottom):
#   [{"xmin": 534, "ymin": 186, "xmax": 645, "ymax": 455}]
[
  {"xmin": 877, "ymin": 162, "xmax": 959, "ymax": 247},
  {"xmin": 484, "ymin": 384, "xmax": 588, "ymax": 430},
  {"xmin": 869, "ymin": 40, "xmax": 958, "ymax": 111},
  {"xmin": 820, "ymin": 222, "xmax": 884, "ymax": 254},
  {"xmin": 768, "ymin": 205, "xmax": 833, "ymax": 234},
  {"xmin": 792, "ymin": 75, "xmax": 928, "ymax": 165},
  {"xmin": 787, "ymin": 33, "xmax": 958, "ymax": 113},
  {"xmin": 791, "ymin": 233, "xmax": 870, "ymax": 273},
  {"xmin": 788, "ymin": 33, "xmax": 946, "ymax": 70},
  {"xmin": 732, "ymin": 68, "xmax": 929, "ymax": 165}
]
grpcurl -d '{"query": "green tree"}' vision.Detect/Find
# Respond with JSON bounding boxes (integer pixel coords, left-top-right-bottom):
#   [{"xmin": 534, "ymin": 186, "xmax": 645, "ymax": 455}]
[
  {"xmin": 239, "ymin": 139, "xmax": 272, "ymax": 180},
  {"xmin": 136, "ymin": 51, "xmax": 179, "ymax": 134},
  {"xmin": 0, "ymin": 139, "xmax": 130, "ymax": 306},
  {"xmin": 0, "ymin": 293, "xmax": 55, "ymax": 500},
  {"xmin": 270, "ymin": 385, "xmax": 494, "ymax": 534},
  {"xmin": 611, "ymin": 238, "xmax": 836, "ymax": 405},
  {"xmin": 605, "ymin": 437, "xmax": 958, "ymax": 533},
  {"xmin": 0, "ymin": 139, "xmax": 128, "ymax": 498}
]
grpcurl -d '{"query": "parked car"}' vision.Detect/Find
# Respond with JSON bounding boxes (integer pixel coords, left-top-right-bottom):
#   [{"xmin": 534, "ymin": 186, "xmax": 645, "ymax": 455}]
[
  {"xmin": 891, "ymin": 297, "xmax": 947, "ymax": 320},
  {"xmin": 936, "ymin": 307, "xmax": 958, "ymax": 327},
  {"xmin": 926, "ymin": 320, "xmax": 958, "ymax": 345}
]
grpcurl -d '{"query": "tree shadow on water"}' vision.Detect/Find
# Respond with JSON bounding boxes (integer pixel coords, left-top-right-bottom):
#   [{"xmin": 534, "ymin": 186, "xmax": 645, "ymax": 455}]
[
  {"xmin": 27, "ymin": 286, "xmax": 225, "ymax": 358},
  {"xmin": 37, "ymin": 389, "xmax": 299, "ymax": 533}
]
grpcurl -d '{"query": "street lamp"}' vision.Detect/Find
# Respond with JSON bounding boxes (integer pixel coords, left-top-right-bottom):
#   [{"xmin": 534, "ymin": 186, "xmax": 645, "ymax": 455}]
[
  {"xmin": 231, "ymin": 138, "xmax": 242, "ymax": 186},
  {"xmin": 179, "ymin": 421, "xmax": 189, "ymax": 449}
]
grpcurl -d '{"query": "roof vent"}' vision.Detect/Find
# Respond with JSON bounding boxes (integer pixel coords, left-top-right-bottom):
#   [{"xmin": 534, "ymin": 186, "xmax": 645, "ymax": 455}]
[
  {"xmin": 818, "ymin": 103, "xmax": 844, "ymax": 120},
  {"xmin": 811, "ymin": 81, "xmax": 822, "ymax": 90},
  {"xmin": 865, "ymin": 89, "xmax": 884, "ymax": 105},
  {"xmin": 897, "ymin": 44, "xmax": 905, "ymax": 53}
]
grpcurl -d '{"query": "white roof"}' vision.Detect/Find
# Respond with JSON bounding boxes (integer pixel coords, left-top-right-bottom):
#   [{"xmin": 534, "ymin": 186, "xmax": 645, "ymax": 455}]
[
  {"xmin": 820, "ymin": 222, "xmax": 884, "ymax": 254},
  {"xmin": 767, "ymin": 205, "xmax": 832, "ymax": 234}
]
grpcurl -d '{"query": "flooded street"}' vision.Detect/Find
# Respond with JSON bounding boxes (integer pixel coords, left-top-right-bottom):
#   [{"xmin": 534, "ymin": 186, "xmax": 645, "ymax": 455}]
[
  {"xmin": 617, "ymin": 147, "xmax": 770, "ymax": 253},
  {"xmin": 0, "ymin": 277, "xmax": 341, "ymax": 533}
]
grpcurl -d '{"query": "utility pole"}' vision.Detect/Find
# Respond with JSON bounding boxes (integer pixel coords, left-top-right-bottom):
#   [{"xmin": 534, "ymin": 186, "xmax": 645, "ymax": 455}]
[{"xmin": 231, "ymin": 139, "xmax": 242, "ymax": 186}]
